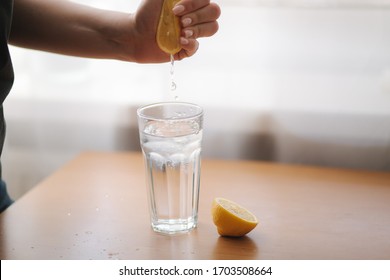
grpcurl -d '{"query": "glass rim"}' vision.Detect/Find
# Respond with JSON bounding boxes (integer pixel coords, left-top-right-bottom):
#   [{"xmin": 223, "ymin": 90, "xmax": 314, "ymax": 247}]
[{"xmin": 137, "ymin": 101, "xmax": 203, "ymax": 121}]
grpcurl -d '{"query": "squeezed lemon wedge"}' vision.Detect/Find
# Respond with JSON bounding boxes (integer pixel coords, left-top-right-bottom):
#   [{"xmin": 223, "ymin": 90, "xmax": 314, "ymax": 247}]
[
  {"xmin": 157, "ymin": 0, "xmax": 182, "ymax": 54},
  {"xmin": 212, "ymin": 197, "xmax": 259, "ymax": 237}
]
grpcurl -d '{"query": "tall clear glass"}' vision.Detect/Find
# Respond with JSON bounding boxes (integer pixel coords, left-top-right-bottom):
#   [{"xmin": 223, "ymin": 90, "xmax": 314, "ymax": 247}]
[{"xmin": 137, "ymin": 102, "xmax": 203, "ymax": 234}]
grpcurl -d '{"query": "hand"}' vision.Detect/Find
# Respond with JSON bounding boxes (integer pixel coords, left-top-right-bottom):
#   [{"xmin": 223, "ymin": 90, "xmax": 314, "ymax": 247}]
[{"xmin": 132, "ymin": 0, "xmax": 221, "ymax": 63}]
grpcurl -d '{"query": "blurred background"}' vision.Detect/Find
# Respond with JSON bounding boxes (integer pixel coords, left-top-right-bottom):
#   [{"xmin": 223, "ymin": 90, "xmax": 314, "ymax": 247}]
[{"xmin": 3, "ymin": 0, "xmax": 390, "ymax": 200}]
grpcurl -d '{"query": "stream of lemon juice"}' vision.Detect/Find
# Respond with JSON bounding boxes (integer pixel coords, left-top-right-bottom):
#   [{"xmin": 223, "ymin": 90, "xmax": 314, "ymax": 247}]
[{"xmin": 170, "ymin": 54, "xmax": 178, "ymax": 100}]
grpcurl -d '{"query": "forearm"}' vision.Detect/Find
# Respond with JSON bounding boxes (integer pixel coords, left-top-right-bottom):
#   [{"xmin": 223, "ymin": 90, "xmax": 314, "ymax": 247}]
[{"xmin": 9, "ymin": 0, "xmax": 136, "ymax": 61}]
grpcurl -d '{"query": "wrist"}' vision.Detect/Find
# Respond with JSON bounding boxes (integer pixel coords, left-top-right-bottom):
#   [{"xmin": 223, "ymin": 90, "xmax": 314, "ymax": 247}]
[{"xmin": 101, "ymin": 12, "xmax": 137, "ymax": 62}]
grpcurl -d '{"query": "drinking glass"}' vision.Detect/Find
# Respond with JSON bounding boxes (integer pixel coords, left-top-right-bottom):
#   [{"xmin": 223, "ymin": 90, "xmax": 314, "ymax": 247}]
[{"xmin": 137, "ymin": 102, "xmax": 203, "ymax": 234}]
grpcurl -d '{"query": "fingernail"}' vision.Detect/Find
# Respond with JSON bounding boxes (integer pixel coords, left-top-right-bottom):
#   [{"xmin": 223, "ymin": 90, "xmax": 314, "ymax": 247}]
[
  {"xmin": 181, "ymin": 17, "xmax": 192, "ymax": 27},
  {"xmin": 172, "ymin": 5, "xmax": 185, "ymax": 15},
  {"xmin": 184, "ymin": 29, "xmax": 193, "ymax": 38},
  {"xmin": 180, "ymin": 37, "xmax": 189, "ymax": 45}
]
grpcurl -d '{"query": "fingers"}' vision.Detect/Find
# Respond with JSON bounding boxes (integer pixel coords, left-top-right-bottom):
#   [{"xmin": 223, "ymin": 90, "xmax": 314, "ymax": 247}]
[
  {"xmin": 173, "ymin": 1, "xmax": 221, "ymax": 39},
  {"xmin": 173, "ymin": 0, "xmax": 212, "ymax": 15},
  {"xmin": 180, "ymin": 2, "xmax": 221, "ymax": 26},
  {"xmin": 183, "ymin": 21, "xmax": 219, "ymax": 39},
  {"xmin": 172, "ymin": 0, "xmax": 221, "ymax": 59},
  {"xmin": 176, "ymin": 38, "xmax": 199, "ymax": 60}
]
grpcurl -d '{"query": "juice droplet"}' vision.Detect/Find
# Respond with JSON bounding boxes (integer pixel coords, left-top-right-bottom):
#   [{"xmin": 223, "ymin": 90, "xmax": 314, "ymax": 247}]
[{"xmin": 171, "ymin": 81, "xmax": 177, "ymax": 92}]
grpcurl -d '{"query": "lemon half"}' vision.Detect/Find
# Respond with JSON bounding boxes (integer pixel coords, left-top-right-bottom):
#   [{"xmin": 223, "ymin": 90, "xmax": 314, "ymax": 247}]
[
  {"xmin": 156, "ymin": 0, "xmax": 182, "ymax": 54},
  {"xmin": 212, "ymin": 197, "xmax": 258, "ymax": 237}
]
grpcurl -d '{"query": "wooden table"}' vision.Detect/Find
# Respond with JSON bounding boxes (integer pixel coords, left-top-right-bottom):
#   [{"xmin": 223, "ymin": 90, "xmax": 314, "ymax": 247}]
[{"xmin": 1, "ymin": 151, "xmax": 389, "ymax": 260}]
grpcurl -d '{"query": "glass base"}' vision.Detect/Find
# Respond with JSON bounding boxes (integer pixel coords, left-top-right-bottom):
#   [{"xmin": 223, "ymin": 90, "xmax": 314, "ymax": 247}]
[{"xmin": 151, "ymin": 217, "xmax": 197, "ymax": 235}]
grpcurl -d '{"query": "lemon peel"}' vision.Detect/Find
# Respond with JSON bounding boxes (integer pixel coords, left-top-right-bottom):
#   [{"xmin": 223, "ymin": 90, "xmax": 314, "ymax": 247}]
[
  {"xmin": 212, "ymin": 197, "xmax": 258, "ymax": 237},
  {"xmin": 157, "ymin": 0, "xmax": 182, "ymax": 55}
]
